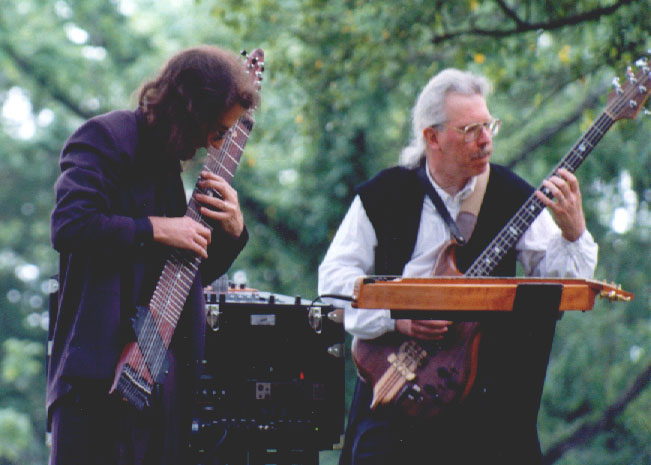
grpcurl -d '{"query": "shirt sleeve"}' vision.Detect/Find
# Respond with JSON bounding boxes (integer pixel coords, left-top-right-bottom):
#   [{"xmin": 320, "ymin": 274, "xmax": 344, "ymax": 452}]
[
  {"xmin": 318, "ymin": 196, "xmax": 395, "ymax": 339},
  {"xmin": 516, "ymin": 209, "xmax": 598, "ymax": 278}
]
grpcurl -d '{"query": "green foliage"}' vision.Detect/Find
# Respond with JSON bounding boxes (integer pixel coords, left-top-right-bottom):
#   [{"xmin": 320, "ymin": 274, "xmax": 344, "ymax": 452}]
[
  {"xmin": 0, "ymin": 408, "xmax": 33, "ymax": 463},
  {"xmin": 1, "ymin": 338, "xmax": 43, "ymax": 390},
  {"xmin": 0, "ymin": 0, "xmax": 649, "ymax": 463}
]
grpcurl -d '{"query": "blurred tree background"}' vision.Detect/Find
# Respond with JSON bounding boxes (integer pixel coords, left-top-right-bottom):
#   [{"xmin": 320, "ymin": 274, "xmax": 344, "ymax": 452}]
[{"xmin": 0, "ymin": 0, "xmax": 649, "ymax": 463}]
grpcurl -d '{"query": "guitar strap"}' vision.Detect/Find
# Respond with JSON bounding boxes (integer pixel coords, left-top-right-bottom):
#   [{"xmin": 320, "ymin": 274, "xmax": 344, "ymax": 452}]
[
  {"xmin": 416, "ymin": 163, "xmax": 490, "ymax": 245},
  {"xmin": 457, "ymin": 164, "xmax": 490, "ymax": 242}
]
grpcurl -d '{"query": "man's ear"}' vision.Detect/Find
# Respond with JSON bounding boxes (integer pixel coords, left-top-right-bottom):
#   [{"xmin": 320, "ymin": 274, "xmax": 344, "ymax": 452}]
[{"xmin": 423, "ymin": 126, "xmax": 440, "ymax": 151}]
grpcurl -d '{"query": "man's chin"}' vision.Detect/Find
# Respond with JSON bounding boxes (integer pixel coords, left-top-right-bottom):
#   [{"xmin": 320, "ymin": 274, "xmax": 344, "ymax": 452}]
[{"xmin": 472, "ymin": 156, "xmax": 490, "ymax": 172}]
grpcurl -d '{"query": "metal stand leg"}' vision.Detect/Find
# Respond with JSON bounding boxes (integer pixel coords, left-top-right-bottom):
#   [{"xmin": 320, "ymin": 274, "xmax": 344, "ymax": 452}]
[{"xmin": 477, "ymin": 282, "xmax": 563, "ymax": 464}]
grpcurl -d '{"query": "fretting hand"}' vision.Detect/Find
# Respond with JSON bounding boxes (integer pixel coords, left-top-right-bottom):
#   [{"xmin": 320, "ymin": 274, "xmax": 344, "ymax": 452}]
[
  {"xmin": 535, "ymin": 168, "xmax": 586, "ymax": 242},
  {"xmin": 194, "ymin": 170, "xmax": 244, "ymax": 239}
]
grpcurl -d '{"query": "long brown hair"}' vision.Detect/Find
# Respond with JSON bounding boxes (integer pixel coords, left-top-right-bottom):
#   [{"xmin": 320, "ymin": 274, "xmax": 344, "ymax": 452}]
[{"xmin": 138, "ymin": 45, "xmax": 260, "ymax": 160}]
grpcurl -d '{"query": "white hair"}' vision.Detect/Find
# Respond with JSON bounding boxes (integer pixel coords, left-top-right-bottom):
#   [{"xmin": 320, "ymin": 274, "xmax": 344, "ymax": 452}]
[{"xmin": 399, "ymin": 69, "xmax": 492, "ymax": 167}]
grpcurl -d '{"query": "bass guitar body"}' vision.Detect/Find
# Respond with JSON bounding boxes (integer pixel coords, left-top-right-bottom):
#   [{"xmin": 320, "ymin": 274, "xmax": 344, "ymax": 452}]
[
  {"xmin": 353, "ymin": 242, "xmax": 482, "ymax": 418},
  {"xmin": 353, "ymin": 321, "xmax": 480, "ymax": 418}
]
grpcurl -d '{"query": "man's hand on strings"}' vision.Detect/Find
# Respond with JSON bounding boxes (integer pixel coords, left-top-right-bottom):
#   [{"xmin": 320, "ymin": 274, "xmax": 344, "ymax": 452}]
[
  {"xmin": 195, "ymin": 171, "xmax": 245, "ymax": 238},
  {"xmin": 395, "ymin": 319, "xmax": 453, "ymax": 341},
  {"xmin": 149, "ymin": 216, "xmax": 211, "ymax": 259},
  {"xmin": 535, "ymin": 168, "xmax": 586, "ymax": 242}
]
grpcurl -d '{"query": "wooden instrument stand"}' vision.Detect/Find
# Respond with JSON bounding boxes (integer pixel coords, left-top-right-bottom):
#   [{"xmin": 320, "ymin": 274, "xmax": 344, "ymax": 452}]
[{"xmin": 352, "ymin": 277, "xmax": 633, "ymax": 320}]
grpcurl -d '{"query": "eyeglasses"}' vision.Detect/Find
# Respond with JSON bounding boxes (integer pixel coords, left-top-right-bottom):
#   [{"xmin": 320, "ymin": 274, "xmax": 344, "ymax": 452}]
[{"xmin": 438, "ymin": 118, "xmax": 501, "ymax": 142}]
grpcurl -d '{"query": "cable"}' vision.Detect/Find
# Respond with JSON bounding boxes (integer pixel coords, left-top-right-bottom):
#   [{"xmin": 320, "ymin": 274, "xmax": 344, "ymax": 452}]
[{"xmin": 308, "ymin": 293, "xmax": 353, "ymax": 308}]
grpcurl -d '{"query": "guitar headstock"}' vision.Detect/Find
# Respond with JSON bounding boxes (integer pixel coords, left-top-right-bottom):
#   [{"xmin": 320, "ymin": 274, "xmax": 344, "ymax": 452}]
[
  {"xmin": 591, "ymin": 280, "xmax": 634, "ymax": 302},
  {"xmin": 241, "ymin": 48, "xmax": 264, "ymax": 99},
  {"xmin": 607, "ymin": 52, "xmax": 650, "ymax": 121}
]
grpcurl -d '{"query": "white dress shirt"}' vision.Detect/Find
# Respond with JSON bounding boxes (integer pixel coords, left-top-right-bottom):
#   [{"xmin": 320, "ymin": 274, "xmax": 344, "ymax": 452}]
[{"xmin": 318, "ymin": 165, "xmax": 599, "ymax": 340}]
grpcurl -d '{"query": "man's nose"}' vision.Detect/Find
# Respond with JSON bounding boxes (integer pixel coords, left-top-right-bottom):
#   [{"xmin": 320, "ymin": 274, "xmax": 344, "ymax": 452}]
[{"xmin": 476, "ymin": 125, "xmax": 491, "ymax": 144}]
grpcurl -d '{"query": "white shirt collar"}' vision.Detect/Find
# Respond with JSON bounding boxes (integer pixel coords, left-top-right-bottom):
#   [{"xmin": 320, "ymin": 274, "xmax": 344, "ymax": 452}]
[{"xmin": 424, "ymin": 159, "xmax": 477, "ymax": 203}]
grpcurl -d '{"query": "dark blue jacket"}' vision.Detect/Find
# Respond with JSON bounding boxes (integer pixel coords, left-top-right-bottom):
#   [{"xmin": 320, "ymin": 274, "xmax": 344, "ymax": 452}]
[{"xmin": 48, "ymin": 109, "xmax": 247, "ymax": 412}]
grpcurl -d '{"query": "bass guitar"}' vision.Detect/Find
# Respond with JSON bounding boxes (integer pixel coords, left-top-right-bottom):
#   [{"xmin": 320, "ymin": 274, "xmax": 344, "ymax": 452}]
[
  {"xmin": 352, "ymin": 58, "xmax": 649, "ymax": 418},
  {"xmin": 110, "ymin": 49, "xmax": 265, "ymax": 410}
]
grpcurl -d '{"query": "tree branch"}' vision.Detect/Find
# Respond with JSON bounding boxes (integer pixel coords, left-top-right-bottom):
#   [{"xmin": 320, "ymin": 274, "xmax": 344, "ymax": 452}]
[
  {"xmin": 542, "ymin": 362, "xmax": 651, "ymax": 465},
  {"xmin": 494, "ymin": 0, "xmax": 526, "ymax": 27},
  {"xmin": 0, "ymin": 40, "xmax": 96, "ymax": 120},
  {"xmin": 507, "ymin": 83, "xmax": 607, "ymax": 169},
  {"xmin": 432, "ymin": 0, "xmax": 633, "ymax": 44}
]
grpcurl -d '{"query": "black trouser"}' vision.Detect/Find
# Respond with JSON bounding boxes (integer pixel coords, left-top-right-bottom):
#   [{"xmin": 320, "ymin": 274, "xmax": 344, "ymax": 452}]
[
  {"xmin": 49, "ymin": 382, "xmax": 157, "ymax": 465},
  {"xmin": 338, "ymin": 378, "xmax": 497, "ymax": 465},
  {"xmin": 339, "ymin": 315, "xmax": 557, "ymax": 465},
  {"xmin": 49, "ymin": 352, "xmax": 193, "ymax": 465}
]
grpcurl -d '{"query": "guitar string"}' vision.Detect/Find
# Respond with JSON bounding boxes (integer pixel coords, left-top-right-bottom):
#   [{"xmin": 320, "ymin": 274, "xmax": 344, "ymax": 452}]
[
  {"xmin": 467, "ymin": 74, "xmax": 646, "ymax": 277},
  {"xmin": 123, "ymin": 118, "xmax": 246, "ymax": 393},
  {"xmin": 119, "ymin": 56, "xmax": 263, "ymax": 399},
  {"xmin": 376, "ymin": 363, "xmax": 413, "ymax": 406},
  {"xmin": 467, "ymin": 110, "xmax": 617, "ymax": 277},
  {"xmin": 377, "ymin": 351, "xmax": 427, "ymax": 407},
  {"xmin": 136, "ymin": 132, "xmax": 237, "ymax": 386},
  {"xmin": 468, "ymin": 115, "xmax": 611, "ymax": 276},
  {"xmin": 144, "ymin": 115, "xmax": 253, "ymax": 385},
  {"xmin": 128, "ymin": 59, "xmax": 263, "ymax": 392},
  {"xmin": 374, "ymin": 368, "xmax": 401, "ymax": 406},
  {"xmin": 141, "ymin": 121, "xmax": 244, "ymax": 383}
]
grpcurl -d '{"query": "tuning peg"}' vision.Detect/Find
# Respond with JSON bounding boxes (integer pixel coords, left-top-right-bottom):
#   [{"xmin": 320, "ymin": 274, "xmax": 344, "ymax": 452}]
[
  {"xmin": 241, "ymin": 50, "xmax": 248, "ymax": 57},
  {"xmin": 612, "ymin": 77, "xmax": 623, "ymax": 94},
  {"xmin": 635, "ymin": 57, "xmax": 648, "ymax": 68},
  {"xmin": 626, "ymin": 66, "xmax": 638, "ymax": 84},
  {"xmin": 643, "ymin": 108, "xmax": 651, "ymax": 116}
]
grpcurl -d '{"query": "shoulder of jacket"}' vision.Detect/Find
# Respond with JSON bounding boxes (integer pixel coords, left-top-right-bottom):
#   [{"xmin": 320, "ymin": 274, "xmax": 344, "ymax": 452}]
[
  {"xmin": 86, "ymin": 110, "xmax": 138, "ymax": 143},
  {"xmin": 357, "ymin": 165, "xmax": 417, "ymax": 196},
  {"xmin": 64, "ymin": 110, "xmax": 140, "ymax": 163}
]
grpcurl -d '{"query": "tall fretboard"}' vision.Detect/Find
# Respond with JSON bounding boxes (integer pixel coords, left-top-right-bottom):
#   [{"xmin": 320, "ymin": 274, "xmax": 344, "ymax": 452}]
[
  {"xmin": 113, "ymin": 49, "xmax": 264, "ymax": 409},
  {"xmin": 149, "ymin": 115, "xmax": 254, "ymax": 347},
  {"xmin": 465, "ymin": 60, "xmax": 650, "ymax": 277}
]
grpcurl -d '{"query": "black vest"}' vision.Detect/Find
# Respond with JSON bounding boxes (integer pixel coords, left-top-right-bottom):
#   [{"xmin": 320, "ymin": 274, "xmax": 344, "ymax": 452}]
[
  {"xmin": 355, "ymin": 163, "xmax": 550, "ymax": 463},
  {"xmin": 356, "ymin": 162, "xmax": 534, "ymax": 277}
]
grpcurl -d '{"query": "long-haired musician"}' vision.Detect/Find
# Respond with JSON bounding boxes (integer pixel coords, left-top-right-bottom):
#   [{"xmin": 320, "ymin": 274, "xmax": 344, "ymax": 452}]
[{"xmin": 48, "ymin": 45, "xmax": 259, "ymax": 465}]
